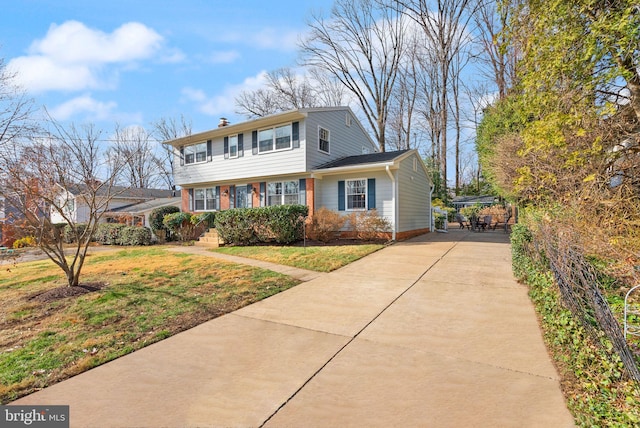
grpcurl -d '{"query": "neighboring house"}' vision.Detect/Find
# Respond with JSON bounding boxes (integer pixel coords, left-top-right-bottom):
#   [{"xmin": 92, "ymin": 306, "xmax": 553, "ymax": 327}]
[
  {"xmin": 104, "ymin": 193, "xmax": 182, "ymax": 228},
  {"xmin": 50, "ymin": 185, "xmax": 177, "ymax": 225},
  {"xmin": 451, "ymin": 195, "xmax": 498, "ymax": 212},
  {"xmin": 167, "ymin": 107, "xmax": 432, "ymax": 240}
]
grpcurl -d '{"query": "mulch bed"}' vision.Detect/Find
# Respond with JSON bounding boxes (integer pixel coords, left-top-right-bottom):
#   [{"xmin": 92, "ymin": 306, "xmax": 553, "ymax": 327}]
[{"xmin": 28, "ymin": 282, "xmax": 107, "ymax": 303}]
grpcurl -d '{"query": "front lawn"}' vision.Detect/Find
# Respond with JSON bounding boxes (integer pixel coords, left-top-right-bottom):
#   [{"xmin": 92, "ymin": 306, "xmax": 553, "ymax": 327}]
[
  {"xmin": 213, "ymin": 243, "xmax": 385, "ymax": 272},
  {"xmin": 0, "ymin": 247, "xmax": 299, "ymax": 404}
]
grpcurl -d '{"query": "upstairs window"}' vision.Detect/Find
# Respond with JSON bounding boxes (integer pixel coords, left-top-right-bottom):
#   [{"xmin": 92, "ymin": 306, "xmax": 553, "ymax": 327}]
[
  {"xmin": 319, "ymin": 127, "xmax": 330, "ymax": 154},
  {"xmin": 184, "ymin": 142, "xmax": 207, "ymax": 165},
  {"xmin": 259, "ymin": 124, "xmax": 292, "ymax": 153},
  {"xmin": 229, "ymin": 135, "xmax": 238, "ymax": 158}
]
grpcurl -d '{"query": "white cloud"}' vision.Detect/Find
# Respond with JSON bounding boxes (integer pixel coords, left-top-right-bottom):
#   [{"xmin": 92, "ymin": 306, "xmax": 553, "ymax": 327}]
[
  {"xmin": 8, "ymin": 20, "xmax": 164, "ymax": 93},
  {"xmin": 48, "ymin": 94, "xmax": 141, "ymax": 124},
  {"xmin": 181, "ymin": 71, "xmax": 268, "ymax": 118}
]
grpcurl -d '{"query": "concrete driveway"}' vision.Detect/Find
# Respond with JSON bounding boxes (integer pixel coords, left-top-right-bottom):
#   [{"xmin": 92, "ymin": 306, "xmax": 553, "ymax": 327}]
[{"xmin": 12, "ymin": 229, "xmax": 575, "ymax": 427}]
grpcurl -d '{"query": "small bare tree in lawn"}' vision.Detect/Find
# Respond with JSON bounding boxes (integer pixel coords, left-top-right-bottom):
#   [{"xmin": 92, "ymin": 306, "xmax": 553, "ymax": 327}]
[{"xmin": 0, "ymin": 117, "xmax": 128, "ymax": 288}]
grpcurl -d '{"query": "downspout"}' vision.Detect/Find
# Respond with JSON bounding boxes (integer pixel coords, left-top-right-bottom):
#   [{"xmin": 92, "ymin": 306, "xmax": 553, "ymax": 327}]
[
  {"xmin": 429, "ymin": 184, "xmax": 434, "ymax": 231},
  {"xmin": 385, "ymin": 165, "xmax": 397, "ymax": 241}
]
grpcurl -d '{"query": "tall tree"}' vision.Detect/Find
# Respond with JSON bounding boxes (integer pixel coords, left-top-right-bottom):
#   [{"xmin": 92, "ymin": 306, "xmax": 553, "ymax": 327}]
[
  {"xmin": 0, "ymin": 118, "xmax": 129, "ymax": 287},
  {"xmin": 109, "ymin": 124, "xmax": 165, "ymax": 189},
  {"xmin": 396, "ymin": 0, "xmax": 475, "ymax": 192},
  {"xmin": 300, "ymin": 0, "xmax": 405, "ymax": 152},
  {"xmin": 151, "ymin": 115, "xmax": 192, "ymax": 192},
  {"xmin": 0, "ymin": 57, "xmax": 35, "ymax": 149}
]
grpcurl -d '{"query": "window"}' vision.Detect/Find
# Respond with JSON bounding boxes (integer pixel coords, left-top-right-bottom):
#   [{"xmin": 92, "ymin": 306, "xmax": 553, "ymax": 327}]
[
  {"xmin": 346, "ymin": 179, "xmax": 367, "ymax": 210},
  {"xmin": 267, "ymin": 181, "xmax": 299, "ymax": 206},
  {"xmin": 229, "ymin": 135, "xmax": 238, "ymax": 158},
  {"xmin": 194, "ymin": 187, "xmax": 219, "ymax": 211},
  {"xmin": 64, "ymin": 198, "xmax": 75, "ymax": 213},
  {"xmin": 319, "ymin": 127, "xmax": 330, "ymax": 153},
  {"xmin": 184, "ymin": 142, "xmax": 207, "ymax": 165},
  {"xmin": 259, "ymin": 124, "xmax": 291, "ymax": 153}
]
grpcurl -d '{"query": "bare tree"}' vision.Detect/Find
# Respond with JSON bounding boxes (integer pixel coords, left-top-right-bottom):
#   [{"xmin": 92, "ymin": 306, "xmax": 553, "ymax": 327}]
[
  {"xmin": 235, "ymin": 67, "xmax": 349, "ymax": 119},
  {"xmin": 397, "ymin": 0, "xmax": 475, "ymax": 192},
  {"xmin": 300, "ymin": 0, "xmax": 405, "ymax": 152},
  {"xmin": 151, "ymin": 115, "xmax": 192, "ymax": 192},
  {"xmin": 386, "ymin": 32, "xmax": 421, "ymax": 151},
  {"xmin": 0, "ymin": 117, "xmax": 129, "ymax": 287},
  {"xmin": 0, "ymin": 57, "xmax": 35, "ymax": 149},
  {"xmin": 109, "ymin": 124, "xmax": 165, "ymax": 189},
  {"xmin": 472, "ymin": 0, "xmax": 520, "ymax": 100}
]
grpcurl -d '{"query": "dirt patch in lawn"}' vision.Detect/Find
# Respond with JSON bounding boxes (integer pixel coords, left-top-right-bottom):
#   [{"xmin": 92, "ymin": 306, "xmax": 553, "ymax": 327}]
[{"xmin": 27, "ymin": 282, "xmax": 107, "ymax": 303}]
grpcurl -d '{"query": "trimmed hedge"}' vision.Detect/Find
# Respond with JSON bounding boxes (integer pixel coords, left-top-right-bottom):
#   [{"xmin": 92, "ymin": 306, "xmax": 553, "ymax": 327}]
[
  {"xmin": 63, "ymin": 223, "xmax": 89, "ymax": 244},
  {"xmin": 94, "ymin": 224, "xmax": 126, "ymax": 245},
  {"xmin": 215, "ymin": 205, "xmax": 308, "ymax": 245},
  {"xmin": 119, "ymin": 226, "xmax": 152, "ymax": 245},
  {"xmin": 150, "ymin": 205, "xmax": 180, "ymax": 241}
]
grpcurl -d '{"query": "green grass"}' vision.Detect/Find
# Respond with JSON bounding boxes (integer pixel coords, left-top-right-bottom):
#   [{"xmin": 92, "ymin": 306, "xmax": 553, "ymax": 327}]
[
  {"xmin": 213, "ymin": 243, "xmax": 385, "ymax": 272},
  {"xmin": 0, "ymin": 247, "xmax": 299, "ymax": 403}
]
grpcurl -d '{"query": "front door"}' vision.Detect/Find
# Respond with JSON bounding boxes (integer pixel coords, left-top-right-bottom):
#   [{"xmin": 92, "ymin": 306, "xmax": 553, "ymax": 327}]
[{"xmin": 236, "ymin": 185, "xmax": 249, "ymax": 209}]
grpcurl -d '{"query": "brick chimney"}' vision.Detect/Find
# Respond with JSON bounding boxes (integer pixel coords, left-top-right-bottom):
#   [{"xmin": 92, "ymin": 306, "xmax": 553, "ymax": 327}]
[{"xmin": 218, "ymin": 117, "xmax": 229, "ymax": 127}]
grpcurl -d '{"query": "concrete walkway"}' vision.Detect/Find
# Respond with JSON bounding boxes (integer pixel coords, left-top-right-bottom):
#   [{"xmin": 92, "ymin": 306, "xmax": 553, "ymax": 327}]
[{"xmin": 13, "ymin": 229, "xmax": 575, "ymax": 427}]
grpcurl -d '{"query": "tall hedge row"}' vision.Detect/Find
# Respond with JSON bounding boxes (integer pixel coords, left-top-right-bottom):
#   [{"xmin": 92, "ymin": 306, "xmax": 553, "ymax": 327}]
[{"xmin": 214, "ymin": 205, "xmax": 308, "ymax": 245}]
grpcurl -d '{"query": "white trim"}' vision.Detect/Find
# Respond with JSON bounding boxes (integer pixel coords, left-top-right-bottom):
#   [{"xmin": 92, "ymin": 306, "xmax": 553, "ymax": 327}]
[{"xmin": 345, "ymin": 178, "xmax": 367, "ymax": 211}]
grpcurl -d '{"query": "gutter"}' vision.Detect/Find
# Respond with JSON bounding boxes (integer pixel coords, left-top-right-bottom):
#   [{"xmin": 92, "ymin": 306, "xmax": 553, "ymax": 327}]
[{"xmin": 385, "ymin": 165, "xmax": 397, "ymax": 241}]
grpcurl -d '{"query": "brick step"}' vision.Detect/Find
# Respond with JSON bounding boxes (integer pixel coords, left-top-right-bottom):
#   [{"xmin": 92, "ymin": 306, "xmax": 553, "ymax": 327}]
[{"xmin": 195, "ymin": 229, "xmax": 222, "ymax": 248}]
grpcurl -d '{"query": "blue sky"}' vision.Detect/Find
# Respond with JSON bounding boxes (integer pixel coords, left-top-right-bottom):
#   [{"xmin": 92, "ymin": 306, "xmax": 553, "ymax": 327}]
[{"xmin": 1, "ymin": 0, "xmax": 335, "ymax": 134}]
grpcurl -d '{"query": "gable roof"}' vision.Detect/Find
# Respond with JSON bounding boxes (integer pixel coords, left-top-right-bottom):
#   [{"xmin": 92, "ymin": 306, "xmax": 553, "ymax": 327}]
[
  {"xmin": 64, "ymin": 184, "xmax": 176, "ymax": 200},
  {"xmin": 164, "ymin": 106, "xmax": 377, "ymax": 151},
  {"xmin": 315, "ymin": 150, "xmax": 412, "ymax": 170}
]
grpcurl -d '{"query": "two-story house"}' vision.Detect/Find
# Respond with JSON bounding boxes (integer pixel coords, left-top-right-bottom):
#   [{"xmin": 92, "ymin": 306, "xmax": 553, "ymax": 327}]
[{"xmin": 167, "ymin": 107, "xmax": 432, "ymax": 240}]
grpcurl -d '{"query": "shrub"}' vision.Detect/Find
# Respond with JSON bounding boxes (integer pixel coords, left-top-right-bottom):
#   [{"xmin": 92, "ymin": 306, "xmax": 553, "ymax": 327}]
[
  {"xmin": 215, "ymin": 205, "xmax": 308, "ymax": 245},
  {"xmin": 149, "ymin": 206, "xmax": 180, "ymax": 241},
  {"xmin": 191, "ymin": 211, "xmax": 216, "ymax": 228},
  {"xmin": 162, "ymin": 212, "xmax": 195, "ymax": 242},
  {"xmin": 12, "ymin": 236, "xmax": 36, "ymax": 248},
  {"xmin": 306, "ymin": 207, "xmax": 346, "ymax": 243},
  {"xmin": 119, "ymin": 226, "xmax": 153, "ymax": 246},
  {"xmin": 94, "ymin": 223, "xmax": 126, "ymax": 245},
  {"xmin": 63, "ymin": 223, "xmax": 89, "ymax": 244},
  {"xmin": 347, "ymin": 210, "xmax": 391, "ymax": 241}
]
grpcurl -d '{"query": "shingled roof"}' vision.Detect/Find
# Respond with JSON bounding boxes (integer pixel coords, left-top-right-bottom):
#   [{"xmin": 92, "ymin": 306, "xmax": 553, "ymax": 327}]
[{"xmin": 315, "ymin": 149, "xmax": 411, "ymax": 170}]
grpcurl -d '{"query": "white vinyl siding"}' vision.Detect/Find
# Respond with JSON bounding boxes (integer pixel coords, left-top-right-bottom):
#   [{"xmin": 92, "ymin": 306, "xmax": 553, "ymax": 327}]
[{"xmin": 397, "ymin": 154, "xmax": 431, "ymax": 232}]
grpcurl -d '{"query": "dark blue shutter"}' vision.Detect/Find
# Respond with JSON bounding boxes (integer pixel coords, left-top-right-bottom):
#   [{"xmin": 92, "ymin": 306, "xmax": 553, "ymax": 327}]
[
  {"xmin": 224, "ymin": 137, "xmax": 229, "ymax": 159},
  {"xmin": 188, "ymin": 188, "xmax": 194, "ymax": 211},
  {"xmin": 292, "ymin": 122, "xmax": 300, "ymax": 148},
  {"xmin": 215, "ymin": 186, "xmax": 220, "ymax": 211},
  {"xmin": 206, "ymin": 140, "xmax": 212, "ymax": 161},
  {"xmin": 299, "ymin": 179, "xmax": 306, "ymax": 205},
  {"xmin": 252, "ymin": 131, "xmax": 258, "ymax": 155},
  {"xmin": 367, "ymin": 178, "xmax": 376, "ymax": 210},
  {"xmin": 180, "ymin": 146, "xmax": 184, "ymax": 166},
  {"xmin": 338, "ymin": 180, "xmax": 345, "ymax": 211},
  {"xmin": 229, "ymin": 185, "xmax": 235, "ymax": 208},
  {"xmin": 238, "ymin": 134, "xmax": 244, "ymax": 157},
  {"xmin": 260, "ymin": 182, "xmax": 266, "ymax": 207}
]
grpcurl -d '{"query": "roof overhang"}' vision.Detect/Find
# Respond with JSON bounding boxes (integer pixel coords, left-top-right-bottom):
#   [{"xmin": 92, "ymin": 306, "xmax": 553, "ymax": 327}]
[{"xmin": 311, "ymin": 149, "xmax": 417, "ymax": 178}]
